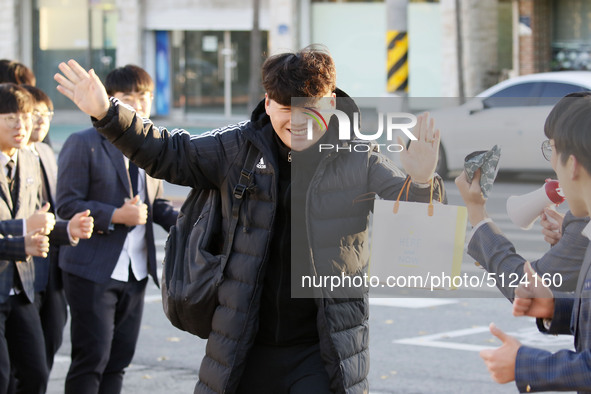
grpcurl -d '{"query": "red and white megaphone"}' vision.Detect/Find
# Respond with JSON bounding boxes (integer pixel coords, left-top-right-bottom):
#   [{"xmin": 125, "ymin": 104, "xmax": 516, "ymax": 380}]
[{"xmin": 506, "ymin": 179, "xmax": 565, "ymax": 230}]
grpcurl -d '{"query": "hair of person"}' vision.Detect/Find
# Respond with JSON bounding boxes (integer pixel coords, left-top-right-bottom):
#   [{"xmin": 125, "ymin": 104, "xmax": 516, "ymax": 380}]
[
  {"xmin": 22, "ymin": 85, "xmax": 53, "ymax": 111},
  {"xmin": 544, "ymin": 91, "xmax": 591, "ymax": 174},
  {"xmin": 0, "ymin": 59, "xmax": 36, "ymax": 85},
  {"xmin": 105, "ymin": 64, "xmax": 154, "ymax": 96},
  {"xmin": 0, "ymin": 83, "xmax": 34, "ymax": 114},
  {"xmin": 261, "ymin": 45, "xmax": 336, "ymax": 106}
]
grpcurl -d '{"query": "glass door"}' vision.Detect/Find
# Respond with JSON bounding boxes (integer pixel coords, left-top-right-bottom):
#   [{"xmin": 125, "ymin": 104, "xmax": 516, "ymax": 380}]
[{"xmin": 176, "ymin": 30, "xmax": 268, "ymax": 116}]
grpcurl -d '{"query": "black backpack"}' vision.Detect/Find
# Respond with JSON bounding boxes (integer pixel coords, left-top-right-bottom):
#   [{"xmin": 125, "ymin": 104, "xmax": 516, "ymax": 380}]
[{"xmin": 162, "ymin": 143, "xmax": 259, "ymax": 338}]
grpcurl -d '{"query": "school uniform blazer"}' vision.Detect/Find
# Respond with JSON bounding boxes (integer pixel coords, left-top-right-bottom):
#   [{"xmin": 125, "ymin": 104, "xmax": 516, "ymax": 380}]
[
  {"xmin": 0, "ymin": 220, "xmax": 29, "ymax": 261},
  {"xmin": 514, "ymin": 244, "xmax": 591, "ymax": 393},
  {"xmin": 467, "ymin": 212, "xmax": 590, "ymax": 299},
  {"xmin": 0, "ymin": 148, "xmax": 43, "ymax": 303},
  {"xmin": 33, "ymin": 142, "xmax": 71, "ymax": 292},
  {"xmin": 56, "ymin": 128, "xmax": 177, "ymax": 285}
]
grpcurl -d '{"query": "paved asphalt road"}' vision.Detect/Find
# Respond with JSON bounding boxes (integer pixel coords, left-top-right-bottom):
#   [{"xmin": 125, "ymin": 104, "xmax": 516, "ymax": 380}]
[{"xmin": 43, "ymin": 173, "xmax": 578, "ymax": 394}]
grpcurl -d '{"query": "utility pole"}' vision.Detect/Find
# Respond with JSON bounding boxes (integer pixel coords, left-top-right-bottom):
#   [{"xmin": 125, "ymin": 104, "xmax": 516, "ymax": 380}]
[
  {"xmin": 386, "ymin": 0, "xmax": 409, "ymax": 94},
  {"xmin": 455, "ymin": 0, "xmax": 465, "ymax": 102}
]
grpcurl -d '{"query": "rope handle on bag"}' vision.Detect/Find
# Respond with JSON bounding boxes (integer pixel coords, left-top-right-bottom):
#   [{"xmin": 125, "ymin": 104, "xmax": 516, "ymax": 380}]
[
  {"xmin": 393, "ymin": 176, "xmax": 439, "ymax": 217},
  {"xmin": 393, "ymin": 176, "xmax": 412, "ymax": 214}
]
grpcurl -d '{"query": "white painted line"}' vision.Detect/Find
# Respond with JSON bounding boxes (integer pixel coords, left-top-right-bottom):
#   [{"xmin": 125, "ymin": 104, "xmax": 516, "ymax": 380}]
[
  {"xmin": 145, "ymin": 294, "xmax": 162, "ymax": 303},
  {"xmin": 394, "ymin": 326, "xmax": 493, "ymax": 352},
  {"xmin": 54, "ymin": 355, "xmax": 70, "ymax": 363},
  {"xmin": 369, "ymin": 298, "xmax": 458, "ymax": 308}
]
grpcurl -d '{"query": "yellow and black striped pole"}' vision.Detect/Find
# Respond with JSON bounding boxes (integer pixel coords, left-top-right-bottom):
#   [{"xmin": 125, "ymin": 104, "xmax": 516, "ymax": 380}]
[
  {"xmin": 386, "ymin": 0, "xmax": 408, "ymax": 94},
  {"xmin": 387, "ymin": 30, "xmax": 408, "ymax": 93}
]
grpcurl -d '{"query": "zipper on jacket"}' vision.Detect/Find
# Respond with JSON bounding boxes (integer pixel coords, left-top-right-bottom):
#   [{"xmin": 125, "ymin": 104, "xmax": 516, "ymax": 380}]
[{"xmin": 288, "ymin": 151, "xmax": 292, "ymax": 163}]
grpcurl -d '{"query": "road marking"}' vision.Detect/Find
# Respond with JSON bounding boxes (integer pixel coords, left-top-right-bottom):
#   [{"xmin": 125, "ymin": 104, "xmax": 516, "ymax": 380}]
[
  {"xmin": 394, "ymin": 324, "xmax": 572, "ymax": 352},
  {"xmin": 54, "ymin": 355, "xmax": 70, "ymax": 364},
  {"xmin": 369, "ymin": 298, "xmax": 458, "ymax": 308},
  {"xmin": 145, "ymin": 294, "xmax": 162, "ymax": 303},
  {"xmin": 395, "ymin": 326, "xmax": 493, "ymax": 352}
]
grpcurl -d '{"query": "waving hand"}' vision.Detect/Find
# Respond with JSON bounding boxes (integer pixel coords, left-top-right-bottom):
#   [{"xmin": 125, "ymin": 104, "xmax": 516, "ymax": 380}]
[{"xmin": 54, "ymin": 59, "xmax": 110, "ymax": 120}]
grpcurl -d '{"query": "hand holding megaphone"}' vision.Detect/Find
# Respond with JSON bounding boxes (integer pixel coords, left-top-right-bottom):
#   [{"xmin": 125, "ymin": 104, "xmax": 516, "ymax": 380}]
[{"xmin": 506, "ymin": 179, "xmax": 565, "ymax": 230}]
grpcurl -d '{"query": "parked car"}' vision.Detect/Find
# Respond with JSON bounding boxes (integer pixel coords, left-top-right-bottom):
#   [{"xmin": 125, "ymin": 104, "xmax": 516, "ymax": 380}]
[{"xmin": 429, "ymin": 71, "xmax": 591, "ymax": 178}]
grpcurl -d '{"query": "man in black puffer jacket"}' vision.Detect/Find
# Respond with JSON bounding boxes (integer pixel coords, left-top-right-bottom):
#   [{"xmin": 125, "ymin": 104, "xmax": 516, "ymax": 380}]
[{"xmin": 54, "ymin": 47, "xmax": 444, "ymax": 394}]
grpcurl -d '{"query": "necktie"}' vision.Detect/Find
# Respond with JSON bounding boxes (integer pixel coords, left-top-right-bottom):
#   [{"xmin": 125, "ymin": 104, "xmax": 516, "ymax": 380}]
[
  {"xmin": 6, "ymin": 160, "xmax": 15, "ymax": 205},
  {"xmin": 128, "ymin": 161, "xmax": 138, "ymax": 196}
]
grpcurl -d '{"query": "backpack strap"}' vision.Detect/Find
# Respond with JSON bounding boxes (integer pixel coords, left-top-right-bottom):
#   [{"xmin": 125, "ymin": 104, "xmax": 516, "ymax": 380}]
[{"xmin": 220, "ymin": 142, "xmax": 260, "ymax": 273}]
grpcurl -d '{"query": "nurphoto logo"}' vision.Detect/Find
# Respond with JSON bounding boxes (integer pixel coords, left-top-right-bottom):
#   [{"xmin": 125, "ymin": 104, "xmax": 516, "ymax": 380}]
[{"xmin": 304, "ymin": 107, "xmax": 418, "ymax": 153}]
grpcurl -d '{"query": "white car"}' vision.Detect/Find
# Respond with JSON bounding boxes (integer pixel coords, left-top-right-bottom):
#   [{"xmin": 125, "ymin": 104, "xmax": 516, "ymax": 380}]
[{"xmin": 429, "ymin": 71, "xmax": 591, "ymax": 177}]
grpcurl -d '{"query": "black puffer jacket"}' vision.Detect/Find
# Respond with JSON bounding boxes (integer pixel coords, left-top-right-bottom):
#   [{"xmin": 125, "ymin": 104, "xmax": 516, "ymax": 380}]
[{"xmin": 94, "ymin": 90, "xmax": 443, "ymax": 394}]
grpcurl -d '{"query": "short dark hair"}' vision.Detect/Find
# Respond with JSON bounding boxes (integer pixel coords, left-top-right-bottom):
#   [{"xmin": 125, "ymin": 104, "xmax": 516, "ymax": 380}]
[
  {"xmin": 262, "ymin": 45, "xmax": 336, "ymax": 106},
  {"xmin": 544, "ymin": 91, "xmax": 591, "ymax": 174},
  {"xmin": 22, "ymin": 85, "xmax": 53, "ymax": 111},
  {"xmin": 0, "ymin": 83, "xmax": 34, "ymax": 114},
  {"xmin": 105, "ymin": 65, "xmax": 154, "ymax": 96},
  {"xmin": 0, "ymin": 59, "xmax": 36, "ymax": 85}
]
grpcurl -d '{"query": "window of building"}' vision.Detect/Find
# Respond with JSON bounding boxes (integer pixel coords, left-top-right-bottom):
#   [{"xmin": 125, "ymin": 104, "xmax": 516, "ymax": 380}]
[
  {"xmin": 34, "ymin": 0, "xmax": 117, "ymax": 109},
  {"xmin": 552, "ymin": 0, "xmax": 591, "ymax": 70}
]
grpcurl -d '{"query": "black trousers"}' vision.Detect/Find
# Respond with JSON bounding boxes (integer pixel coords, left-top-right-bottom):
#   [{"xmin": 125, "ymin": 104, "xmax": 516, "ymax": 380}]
[
  {"xmin": 236, "ymin": 342, "xmax": 331, "ymax": 394},
  {"xmin": 0, "ymin": 293, "xmax": 48, "ymax": 394},
  {"xmin": 62, "ymin": 271, "xmax": 147, "ymax": 394},
  {"xmin": 34, "ymin": 261, "xmax": 68, "ymax": 371}
]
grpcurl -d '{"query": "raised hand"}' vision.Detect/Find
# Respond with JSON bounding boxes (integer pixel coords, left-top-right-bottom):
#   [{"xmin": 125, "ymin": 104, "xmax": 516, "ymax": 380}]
[
  {"xmin": 54, "ymin": 59, "xmax": 110, "ymax": 120},
  {"xmin": 513, "ymin": 261, "xmax": 554, "ymax": 319},
  {"xmin": 540, "ymin": 207, "xmax": 564, "ymax": 246},
  {"xmin": 479, "ymin": 323, "xmax": 520, "ymax": 384},
  {"xmin": 26, "ymin": 202, "xmax": 56, "ymax": 235},
  {"xmin": 112, "ymin": 195, "xmax": 148, "ymax": 227},
  {"xmin": 68, "ymin": 210, "xmax": 94, "ymax": 241},
  {"xmin": 24, "ymin": 228, "xmax": 50, "ymax": 258},
  {"xmin": 398, "ymin": 112, "xmax": 440, "ymax": 184}
]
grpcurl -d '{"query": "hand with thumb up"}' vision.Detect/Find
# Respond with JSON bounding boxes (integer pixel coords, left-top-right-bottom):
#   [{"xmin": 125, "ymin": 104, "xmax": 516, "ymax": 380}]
[
  {"xmin": 479, "ymin": 323, "xmax": 521, "ymax": 384},
  {"xmin": 26, "ymin": 202, "xmax": 56, "ymax": 235},
  {"xmin": 68, "ymin": 209, "xmax": 94, "ymax": 241},
  {"xmin": 112, "ymin": 195, "xmax": 148, "ymax": 227},
  {"xmin": 24, "ymin": 228, "xmax": 50, "ymax": 258},
  {"xmin": 513, "ymin": 261, "xmax": 555, "ymax": 319}
]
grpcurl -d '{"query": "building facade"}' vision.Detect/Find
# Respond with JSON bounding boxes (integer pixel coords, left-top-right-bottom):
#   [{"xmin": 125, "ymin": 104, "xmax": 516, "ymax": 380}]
[{"xmin": 2, "ymin": 0, "xmax": 591, "ymax": 113}]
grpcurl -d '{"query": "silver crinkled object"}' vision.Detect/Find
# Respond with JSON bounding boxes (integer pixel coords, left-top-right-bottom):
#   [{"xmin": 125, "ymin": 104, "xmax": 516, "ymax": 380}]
[{"xmin": 463, "ymin": 145, "xmax": 501, "ymax": 198}]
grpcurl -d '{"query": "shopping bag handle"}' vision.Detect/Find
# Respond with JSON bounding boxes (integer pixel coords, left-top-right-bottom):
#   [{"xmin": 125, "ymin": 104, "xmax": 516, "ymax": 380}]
[{"xmin": 393, "ymin": 176, "xmax": 440, "ymax": 217}]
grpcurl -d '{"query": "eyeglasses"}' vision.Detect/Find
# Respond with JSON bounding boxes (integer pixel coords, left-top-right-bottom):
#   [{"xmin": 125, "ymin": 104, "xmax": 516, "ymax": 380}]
[
  {"xmin": 0, "ymin": 113, "xmax": 32, "ymax": 129},
  {"xmin": 119, "ymin": 92, "xmax": 153, "ymax": 108},
  {"xmin": 32, "ymin": 110, "xmax": 54, "ymax": 123},
  {"xmin": 541, "ymin": 139, "xmax": 553, "ymax": 161}
]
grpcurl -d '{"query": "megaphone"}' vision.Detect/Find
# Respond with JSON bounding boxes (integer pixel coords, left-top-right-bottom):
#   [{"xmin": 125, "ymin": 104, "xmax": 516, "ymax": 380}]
[{"xmin": 506, "ymin": 179, "xmax": 565, "ymax": 230}]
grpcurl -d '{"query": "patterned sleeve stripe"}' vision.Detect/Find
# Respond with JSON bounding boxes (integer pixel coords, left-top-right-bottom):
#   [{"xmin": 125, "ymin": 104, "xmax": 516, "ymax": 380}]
[{"xmin": 190, "ymin": 120, "xmax": 250, "ymax": 140}]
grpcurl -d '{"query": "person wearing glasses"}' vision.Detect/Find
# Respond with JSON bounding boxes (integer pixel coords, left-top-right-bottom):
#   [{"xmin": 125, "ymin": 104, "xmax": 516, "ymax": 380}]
[
  {"xmin": 55, "ymin": 65, "xmax": 177, "ymax": 394},
  {"xmin": 467, "ymin": 92, "xmax": 591, "ymax": 393},
  {"xmin": 20, "ymin": 85, "xmax": 94, "ymax": 375},
  {"xmin": 455, "ymin": 133, "xmax": 589, "ymax": 300},
  {"xmin": 0, "ymin": 83, "xmax": 57, "ymax": 393}
]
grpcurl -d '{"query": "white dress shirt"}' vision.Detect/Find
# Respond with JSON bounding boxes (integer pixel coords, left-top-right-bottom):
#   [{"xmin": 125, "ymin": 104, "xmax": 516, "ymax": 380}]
[{"xmin": 111, "ymin": 156, "xmax": 148, "ymax": 282}]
